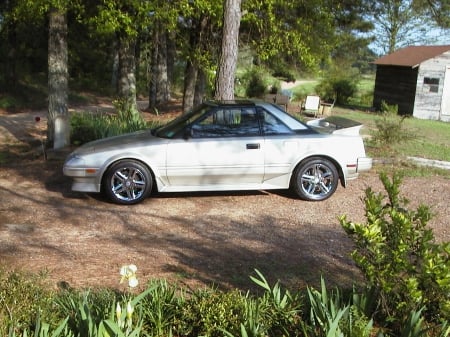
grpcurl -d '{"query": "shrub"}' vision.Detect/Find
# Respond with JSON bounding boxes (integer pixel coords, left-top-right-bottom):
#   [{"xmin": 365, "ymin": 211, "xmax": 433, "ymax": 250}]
[
  {"xmin": 316, "ymin": 73, "xmax": 358, "ymax": 105},
  {"xmin": 305, "ymin": 277, "xmax": 373, "ymax": 337},
  {"xmin": 340, "ymin": 172, "xmax": 450, "ymax": 330},
  {"xmin": 0, "ymin": 269, "xmax": 57, "ymax": 336},
  {"xmin": 54, "ymin": 288, "xmax": 117, "ymax": 334},
  {"xmin": 70, "ymin": 100, "xmax": 152, "ymax": 145},
  {"xmin": 369, "ymin": 101, "xmax": 415, "ymax": 150},
  {"xmin": 180, "ymin": 288, "xmax": 247, "ymax": 337},
  {"xmin": 141, "ymin": 279, "xmax": 184, "ymax": 337},
  {"xmin": 243, "ymin": 68, "xmax": 267, "ymax": 98},
  {"xmin": 250, "ymin": 269, "xmax": 302, "ymax": 337}
]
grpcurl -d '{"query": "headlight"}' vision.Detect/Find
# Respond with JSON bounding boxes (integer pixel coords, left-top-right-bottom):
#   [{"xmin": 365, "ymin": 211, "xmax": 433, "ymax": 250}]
[{"xmin": 64, "ymin": 153, "xmax": 85, "ymax": 166}]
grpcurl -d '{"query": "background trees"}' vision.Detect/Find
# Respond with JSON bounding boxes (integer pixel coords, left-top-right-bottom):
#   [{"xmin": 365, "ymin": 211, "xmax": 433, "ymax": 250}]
[
  {"xmin": 0, "ymin": 0, "xmax": 448, "ymax": 146},
  {"xmin": 367, "ymin": 0, "xmax": 449, "ymax": 54}
]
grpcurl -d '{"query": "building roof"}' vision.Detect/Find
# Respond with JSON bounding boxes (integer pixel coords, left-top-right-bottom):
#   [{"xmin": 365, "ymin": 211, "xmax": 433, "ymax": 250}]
[{"xmin": 373, "ymin": 45, "xmax": 450, "ymax": 68}]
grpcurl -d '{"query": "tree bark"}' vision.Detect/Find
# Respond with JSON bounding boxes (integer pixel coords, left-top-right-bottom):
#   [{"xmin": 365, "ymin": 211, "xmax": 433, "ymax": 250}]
[
  {"xmin": 182, "ymin": 60, "xmax": 198, "ymax": 113},
  {"xmin": 182, "ymin": 15, "xmax": 211, "ymax": 112},
  {"xmin": 149, "ymin": 25, "xmax": 170, "ymax": 110},
  {"xmin": 117, "ymin": 35, "xmax": 138, "ymax": 114},
  {"xmin": 214, "ymin": 0, "xmax": 241, "ymax": 101},
  {"xmin": 48, "ymin": 7, "xmax": 69, "ymax": 150},
  {"xmin": 194, "ymin": 68, "xmax": 207, "ymax": 106}
]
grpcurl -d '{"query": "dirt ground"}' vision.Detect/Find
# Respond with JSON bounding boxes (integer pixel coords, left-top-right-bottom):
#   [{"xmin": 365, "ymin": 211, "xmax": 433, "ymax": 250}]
[{"xmin": 0, "ymin": 102, "xmax": 449, "ymax": 292}]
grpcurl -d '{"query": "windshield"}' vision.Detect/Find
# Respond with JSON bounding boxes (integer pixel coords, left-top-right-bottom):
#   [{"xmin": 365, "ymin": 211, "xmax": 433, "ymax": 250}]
[{"xmin": 154, "ymin": 104, "xmax": 210, "ymax": 138}]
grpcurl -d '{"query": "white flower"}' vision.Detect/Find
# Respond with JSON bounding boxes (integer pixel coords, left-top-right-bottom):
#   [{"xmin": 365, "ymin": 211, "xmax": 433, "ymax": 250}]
[
  {"xmin": 128, "ymin": 275, "xmax": 138, "ymax": 288},
  {"xmin": 119, "ymin": 264, "xmax": 139, "ymax": 288}
]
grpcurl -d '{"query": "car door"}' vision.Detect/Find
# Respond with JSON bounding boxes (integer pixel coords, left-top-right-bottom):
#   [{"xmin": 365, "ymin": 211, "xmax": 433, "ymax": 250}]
[
  {"xmin": 165, "ymin": 107, "xmax": 265, "ymax": 187},
  {"xmin": 259, "ymin": 108, "xmax": 307, "ymax": 181}
]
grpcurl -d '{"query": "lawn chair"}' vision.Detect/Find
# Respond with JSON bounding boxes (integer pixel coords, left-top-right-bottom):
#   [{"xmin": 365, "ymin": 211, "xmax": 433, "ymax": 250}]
[{"xmin": 300, "ymin": 95, "xmax": 321, "ymax": 117}]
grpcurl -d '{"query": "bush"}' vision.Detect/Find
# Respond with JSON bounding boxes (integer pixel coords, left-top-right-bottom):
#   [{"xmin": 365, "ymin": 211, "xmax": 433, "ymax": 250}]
[
  {"xmin": 340, "ymin": 172, "xmax": 450, "ymax": 329},
  {"xmin": 141, "ymin": 279, "xmax": 184, "ymax": 337},
  {"xmin": 0, "ymin": 269, "xmax": 57, "ymax": 336},
  {"xmin": 315, "ymin": 71, "xmax": 359, "ymax": 105},
  {"xmin": 243, "ymin": 68, "xmax": 267, "ymax": 98},
  {"xmin": 70, "ymin": 100, "xmax": 152, "ymax": 145},
  {"xmin": 369, "ymin": 101, "xmax": 415, "ymax": 150},
  {"xmin": 180, "ymin": 288, "xmax": 247, "ymax": 337}
]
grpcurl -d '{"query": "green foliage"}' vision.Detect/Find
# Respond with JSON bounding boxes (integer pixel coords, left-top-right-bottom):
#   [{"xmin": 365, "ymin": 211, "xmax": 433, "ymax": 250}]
[
  {"xmin": 141, "ymin": 279, "xmax": 183, "ymax": 337},
  {"xmin": 369, "ymin": 101, "xmax": 415, "ymax": 150},
  {"xmin": 243, "ymin": 68, "xmax": 267, "ymax": 98},
  {"xmin": 180, "ymin": 288, "xmax": 247, "ymax": 337},
  {"xmin": 340, "ymin": 172, "xmax": 450, "ymax": 328},
  {"xmin": 315, "ymin": 70, "xmax": 359, "ymax": 104},
  {"xmin": 2, "ymin": 265, "xmax": 450, "ymax": 336},
  {"xmin": 70, "ymin": 101, "xmax": 152, "ymax": 145},
  {"xmin": 305, "ymin": 277, "xmax": 373, "ymax": 337},
  {"xmin": 0, "ymin": 96, "xmax": 20, "ymax": 110},
  {"xmin": 0, "ymin": 269, "xmax": 57, "ymax": 336},
  {"xmin": 54, "ymin": 288, "xmax": 117, "ymax": 334},
  {"xmin": 250, "ymin": 269, "xmax": 301, "ymax": 336}
]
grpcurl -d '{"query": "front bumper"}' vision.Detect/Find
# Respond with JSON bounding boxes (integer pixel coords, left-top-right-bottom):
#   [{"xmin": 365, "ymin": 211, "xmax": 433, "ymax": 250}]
[{"xmin": 63, "ymin": 165, "xmax": 102, "ymax": 193}]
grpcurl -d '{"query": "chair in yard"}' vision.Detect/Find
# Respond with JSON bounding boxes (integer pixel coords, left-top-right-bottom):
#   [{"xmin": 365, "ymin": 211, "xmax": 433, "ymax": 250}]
[
  {"xmin": 320, "ymin": 98, "xmax": 336, "ymax": 116},
  {"xmin": 300, "ymin": 95, "xmax": 321, "ymax": 117},
  {"xmin": 264, "ymin": 93, "xmax": 290, "ymax": 111}
]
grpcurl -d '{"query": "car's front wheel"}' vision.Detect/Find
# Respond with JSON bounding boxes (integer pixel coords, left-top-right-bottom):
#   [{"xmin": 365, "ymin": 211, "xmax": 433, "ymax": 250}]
[
  {"xmin": 104, "ymin": 160, "xmax": 152, "ymax": 205},
  {"xmin": 292, "ymin": 157, "xmax": 339, "ymax": 201}
]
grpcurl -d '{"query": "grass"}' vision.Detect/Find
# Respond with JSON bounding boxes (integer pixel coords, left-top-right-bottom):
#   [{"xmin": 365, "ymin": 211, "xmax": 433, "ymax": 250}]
[{"xmin": 332, "ymin": 109, "xmax": 450, "ymax": 162}]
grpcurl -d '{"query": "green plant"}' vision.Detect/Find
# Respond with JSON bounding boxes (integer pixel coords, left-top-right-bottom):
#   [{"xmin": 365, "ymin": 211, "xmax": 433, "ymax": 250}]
[
  {"xmin": 243, "ymin": 68, "xmax": 267, "ymax": 98},
  {"xmin": 369, "ymin": 101, "xmax": 415, "ymax": 150},
  {"xmin": 180, "ymin": 288, "xmax": 246, "ymax": 337},
  {"xmin": 305, "ymin": 277, "xmax": 373, "ymax": 337},
  {"xmin": 54, "ymin": 289, "xmax": 117, "ymax": 335},
  {"xmin": 250, "ymin": 269, "xmax": 301, "ymax": 337},
  {"xmin": 70, "ymin": 104, "xmax": 155, "ymax": 145},
  {"xmin": 112, "ymin": 98, "xmax": 147, "ymax": 132},
  {"xmin": 340, "ymin": 172, "xmax": 450, "ymax": 329},
  {"xmin": 0, "ymin": 269, "xmax": 57, "ymax": 336},
  {"xmin": 141, "ymin": 279, "xmax": 183, "ymax": 337},
  {"xmin": 8, "ymin": 315, "xmax": 72, "ymax": 337},
  {"xmin": 316, "ymin": 70, "xmax": 359, "ymax": 105}
]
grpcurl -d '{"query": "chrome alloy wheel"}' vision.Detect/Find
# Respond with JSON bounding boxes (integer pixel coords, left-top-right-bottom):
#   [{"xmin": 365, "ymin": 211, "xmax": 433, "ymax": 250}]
[
  {"xmin": 111, "ymin": 167, "xmax": 147, "ymax": 202},
  {"xmin": 293, "ymin": 158, "xmax": 339, "ymax": 201},
  {"xmin": 104, "ymin": 160, "xmax": 152, "ymax": 205}
]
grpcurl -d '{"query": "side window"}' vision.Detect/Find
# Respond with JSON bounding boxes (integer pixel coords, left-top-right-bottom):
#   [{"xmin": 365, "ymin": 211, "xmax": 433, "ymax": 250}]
[
  {"xmin": 191, "ymin": 108, "xmax": 260, "ymax": 137},
  {"xmin": 260, "ymin": 109, "xmax": 294, "ymax": 135}
]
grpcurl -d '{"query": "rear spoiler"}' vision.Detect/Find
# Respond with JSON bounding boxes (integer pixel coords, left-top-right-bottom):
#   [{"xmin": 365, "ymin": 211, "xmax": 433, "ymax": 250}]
[{"xmin": 307, "ymin": 116, "xmax": 363, "ymax": 136}]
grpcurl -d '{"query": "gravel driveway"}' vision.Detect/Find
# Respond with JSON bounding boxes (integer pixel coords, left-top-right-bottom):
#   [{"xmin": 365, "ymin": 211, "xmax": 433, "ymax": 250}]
[{"xmin": 1, "ymin": 110, "xmax": 449, "ymax": 291}]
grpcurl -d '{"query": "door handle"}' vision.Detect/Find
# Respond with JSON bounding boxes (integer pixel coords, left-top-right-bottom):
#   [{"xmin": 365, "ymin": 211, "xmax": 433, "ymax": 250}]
[{"xmin": 246, "ymin": 143, "xmax": 260, "ymax": 149}]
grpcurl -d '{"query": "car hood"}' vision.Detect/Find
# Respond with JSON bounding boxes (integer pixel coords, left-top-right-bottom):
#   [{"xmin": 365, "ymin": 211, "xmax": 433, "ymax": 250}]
[
  {"xmin": 73, "ymin": 130, "xmax": 161, "ymax": 154},
  {"xmin": 307, "ymin": 116, "xmax": 363, "ymax": 136}
]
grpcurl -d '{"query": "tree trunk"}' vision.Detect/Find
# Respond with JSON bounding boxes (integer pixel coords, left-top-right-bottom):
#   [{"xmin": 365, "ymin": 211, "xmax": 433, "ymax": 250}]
[
  {"xmin": 182, "ymin": 60, "xmax": 198, "ymax": 113},
  {"xmin": 149, "ymin": 25, "xmax": 170, "ymax": 110},
  {"xmin": 48, "ymin": 7, "xmax": 69, "ymax": 150},
  {"xmin": 111, "ymin": 39, "xmax": 119, "ymax": 89},
  {"xmin": 117, "ymin": 35, "xmax": 138, "ymax": 114},
  {"xmin": 194, "ymin": 68, "xmax": 207, "ymax": 106},
  {"xmin": 214, "ymin": 0, "xmax": 242, "ymax": 100}
]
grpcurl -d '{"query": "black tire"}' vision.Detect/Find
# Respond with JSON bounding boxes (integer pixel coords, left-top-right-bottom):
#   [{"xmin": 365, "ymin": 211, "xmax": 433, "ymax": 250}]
[
  {"xmin": 292, "ymin": 157, "xmax": 339, "ymax": 201},
  {"xmin": 103, "ymin": 160, "xmax": 152, "ymax": 205}
]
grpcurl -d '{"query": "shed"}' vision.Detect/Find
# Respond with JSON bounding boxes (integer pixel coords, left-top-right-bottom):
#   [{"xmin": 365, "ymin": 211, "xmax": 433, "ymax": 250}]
[{"xmin": 373, "ymin": 45, "xmax": 450, "ymax": 122}]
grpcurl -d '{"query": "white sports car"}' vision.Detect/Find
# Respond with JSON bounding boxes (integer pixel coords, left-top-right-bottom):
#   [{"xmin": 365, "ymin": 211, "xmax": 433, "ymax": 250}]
[{"xmin": 63, "ymin": 100, "xmax": 372, "ymax": 205}]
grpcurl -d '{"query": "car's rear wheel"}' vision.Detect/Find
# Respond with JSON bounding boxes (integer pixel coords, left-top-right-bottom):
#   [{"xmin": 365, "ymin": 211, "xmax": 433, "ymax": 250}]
[
  {"xmin": 104, "ymin": 160, "xmax": 152, "ymax": 205},
  {"xmin": 292, "ymin": 157, "xmax": 339, "ymax": 201}
]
